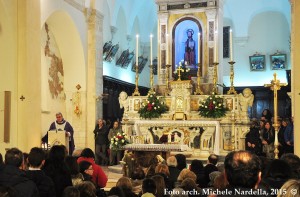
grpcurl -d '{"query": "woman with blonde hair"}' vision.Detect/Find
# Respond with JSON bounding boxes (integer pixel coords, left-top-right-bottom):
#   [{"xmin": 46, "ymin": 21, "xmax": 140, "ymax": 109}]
[
  {"xmin": 155, "ymin": 163, "xmax": 170, "ymax": 176},
  {"xmin": 277, "ymin": 179, "xmax": 300, "ymax": 197}
]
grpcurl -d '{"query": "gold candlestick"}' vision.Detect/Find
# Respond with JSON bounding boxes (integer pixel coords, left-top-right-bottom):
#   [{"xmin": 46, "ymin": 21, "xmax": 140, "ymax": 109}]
[
  {"xmin": 194, "ymin": 63, "xmax": 203, "ymax": 95},
  {"xmin": 212, "ymin": 62, "xmax": 219, "ymax": 94},
  {"xmin": 227, "ymin": 61, "xmax": 237, "ymax": 95},
  {"xmin": 132, "ymin": 64, "xmax": 140, "ymax": 96},
  {"xmin": 264, "ymin": 73, "xmax": 287, "ymax": 159},
  {"xmin": 148, "ymin": 64, "xmax": 155, "ymax": 94},
  {"xmin": 165, "ymin": 64, "xmax": 171, "ymax": 96}
]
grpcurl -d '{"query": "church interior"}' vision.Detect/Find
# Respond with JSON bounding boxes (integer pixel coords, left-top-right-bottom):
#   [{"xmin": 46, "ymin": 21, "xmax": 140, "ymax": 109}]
[{"xmin": 0, "ymin": 0, "xmax": 300, "ymax": 161}]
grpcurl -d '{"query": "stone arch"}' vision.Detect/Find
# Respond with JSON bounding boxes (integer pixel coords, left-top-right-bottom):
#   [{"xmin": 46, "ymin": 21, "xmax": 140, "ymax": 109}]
[
  {"xmin": 171, "ymin": 17, "xmax": 204, "ymax": 77},
  {"xmin": 41, "ymin": 10, "xmax": 86, "ymax": 133}
]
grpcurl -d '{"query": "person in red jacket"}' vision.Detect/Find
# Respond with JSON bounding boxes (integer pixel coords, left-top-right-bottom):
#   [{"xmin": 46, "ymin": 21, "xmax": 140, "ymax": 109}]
[{"xmin": 77, "ymin": 148, "xmax": 108, "ymax": 188}]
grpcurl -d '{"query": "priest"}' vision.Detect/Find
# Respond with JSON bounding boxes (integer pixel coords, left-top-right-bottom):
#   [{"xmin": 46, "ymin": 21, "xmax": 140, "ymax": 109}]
[{"xmin": 42, "ymin": 112, "xmax": 75, "ymax": 155}]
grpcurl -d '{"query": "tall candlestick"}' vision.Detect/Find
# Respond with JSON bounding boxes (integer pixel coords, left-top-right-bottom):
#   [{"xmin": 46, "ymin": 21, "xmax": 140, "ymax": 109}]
[
  {"xmin": 136, "ymin": 34, "xmax": 139, "ymax": 65},
  {"xmin": 166, "ymin": 33, "xmax": 169, "ymax": 65},
  {"xmin": 150, "ymin": 34, "xmax": 153, "ymax": 65},
  {"xmin": 214, "ymin": 31, "xmax": 218, "ymax": 62},
  {"xmin": 198, "ymin": 32, "xmax": 201, "ymax": 63},
  {"xmin": 230, "ymin": 29, "xmax": 233, "ymax": 61}
]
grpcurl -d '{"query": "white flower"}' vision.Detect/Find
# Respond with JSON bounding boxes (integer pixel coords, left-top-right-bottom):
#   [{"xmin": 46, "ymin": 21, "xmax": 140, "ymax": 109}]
[
  {"xmin": 147, "ymin": 100, "xmax": 150, "ymax": 103},
  {"xmin": 115, "ymin": 138, "xmax": 119, "ymax": 141},
  {"xmin": 205, "ymin": 106, "xmax": 207, "ymax": 108},
  {"xmin": 158, "ymin": 106, "xmax": 160, "ymax": 109},
  {"xmin": 210, "ymin": 97, "xmax": 212, "ymax": 100},
  {"xmin": 152, "ymin": 102, "xmax": 154, "ymax": 105},
  {"xmin": 117, "ymin": 132, "xmax": 120, "ymax": 135},
  {"xmin": 121, "ymin": 140, "xmax": 124, "ymax": 143},
  {"xmin": 215, "ymin": 106, "xmax": 218, "ymax": 109},
  {"xmin": 213, "ymin": 101, "xmax": 216, "ymax": 104},
  {"xmin": 150, "ymin": 95, "xmax": 153, "ymax": 97},
  {"xmin": 219, "ymin": 103, "xmax": 222, "ymax": 106},
  {"xmin": 154, "ymin": 107, "xmax": 157, "ymax": 110},
  {"xmin": 115, "ymin": 142, "xmax": 118, "ymax": 145}
]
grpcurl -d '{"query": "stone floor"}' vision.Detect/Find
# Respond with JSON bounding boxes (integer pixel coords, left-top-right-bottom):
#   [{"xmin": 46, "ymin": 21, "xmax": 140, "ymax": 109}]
[{"xmin": 102, "ymin": 165, "xmax": 123, "ymax": 192}]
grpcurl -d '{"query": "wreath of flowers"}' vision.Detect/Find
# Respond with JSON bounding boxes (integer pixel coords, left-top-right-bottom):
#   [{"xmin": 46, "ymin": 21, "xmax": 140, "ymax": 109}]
[
  {"xmin": 110, "ymin": 132, "xmax": 130, "ymax": 151},
  {"xmin": 138, "ymin": 93, "xmax": 169, "ymax": 119},
  {"xmin": 198, "ymin": 93, "xmax": 228, "ymax": 118}
]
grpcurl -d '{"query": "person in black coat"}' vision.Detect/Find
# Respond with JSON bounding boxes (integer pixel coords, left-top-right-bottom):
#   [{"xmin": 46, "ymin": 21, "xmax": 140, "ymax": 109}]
[
  {"xmin": 0, "ymin": 148, "xmax": 39, "ymax": 197},
  {"xmin": 26, "ymin": 147, "xmax": 56, "ymax": 197},
  {"xmin": 277, "ymin": 120, "xmax": 287, "ymax": 158},
  {"xmin": 93, "ymin": 118, "xmax": 109, "ymax": 165},
  {"xmin": 189, "ymin": 159, "xmax": 206, "ymax": 188},
  {"xmin": 42, "ymin": 145, "xmax": 72, "ymax": 197},
  {"xmin": 166, "ymin": 156, "xmax": 180, "ymax": 189},
  {"xmin": 203, "ymin": 154, "xmax": 219, "ymax": 187},
  {"xmin": 245, "ymin": 120, "xmax": 262, "ymax": 155}
]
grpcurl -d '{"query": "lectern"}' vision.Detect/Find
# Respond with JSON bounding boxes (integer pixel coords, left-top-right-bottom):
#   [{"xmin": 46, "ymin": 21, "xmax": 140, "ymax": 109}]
[{"xmin": 48, "ymin": 130, "xmax": 69, "ymax": 153}]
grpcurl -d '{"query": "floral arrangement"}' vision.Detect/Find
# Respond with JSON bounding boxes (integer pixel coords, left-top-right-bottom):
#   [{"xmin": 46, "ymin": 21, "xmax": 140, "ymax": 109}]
[
  {"xmin": 173, "ymin": 60, "xmax": 191, "ymax": 81},
  {"xmin": 198, "ymin": 93, "xmax": 228, "ymax": 118},
  {"xmin": 110, "ymin": 132, "xmax": 130, "ymax": 151},
  {"xmin": 138, "ymin": 93, "xmax": 169, "ymax": 119}
]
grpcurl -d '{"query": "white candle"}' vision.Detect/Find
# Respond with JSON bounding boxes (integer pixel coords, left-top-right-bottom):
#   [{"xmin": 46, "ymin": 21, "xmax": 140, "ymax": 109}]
[
  {"xmin": 230, "ymin": 29, "xmax": 233, "ymax": 61},
  {"xmin": 136, "ymin": 34, "xmax": 139, "ymax": 65},
  {"xmin": 166, "ymin": 33, "xmax": 169, "ymax": 65},
  {"xmin": 214, "ymin": 31, "xmax": 218, "ymax": 62},
  {"xmin": 197, "ymin": 32, "xmax": 201, "ymax": 63},
  {"xmin": 150, "ymin": 34, "xmax": 153, "ymax": 65}
]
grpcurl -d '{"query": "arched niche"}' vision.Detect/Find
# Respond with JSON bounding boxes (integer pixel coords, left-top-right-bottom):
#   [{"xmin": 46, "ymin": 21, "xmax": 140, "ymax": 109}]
[{"xmin": 172, "ymin": 17, "xmax": 203, "ymax": 77}]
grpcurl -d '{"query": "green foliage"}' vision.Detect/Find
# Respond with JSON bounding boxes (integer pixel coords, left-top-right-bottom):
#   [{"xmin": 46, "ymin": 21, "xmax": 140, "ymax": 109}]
[
  {"xmin": 138, "ymin": 93, "xmax": 169, "ymax": 119},
  {"xmin": 198, "ymin": 93, "xmax": 228, "ymax": 118},
  {"xmin": 110, "ymin": 131, "xmax": 130, "ymax": 151}
]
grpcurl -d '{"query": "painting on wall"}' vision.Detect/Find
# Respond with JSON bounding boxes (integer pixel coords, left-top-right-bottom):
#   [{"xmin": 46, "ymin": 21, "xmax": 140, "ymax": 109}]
[
  {"xmin": 121, "ymin": 51, "xmax": 134, "ymax": 69},
  {"xmin": 249, "ymin": 55, "xmax": 265, "ymax": 71},
  {"xmin": 270, "ymin": 53, "xmax": 286, "ymax": 70}
]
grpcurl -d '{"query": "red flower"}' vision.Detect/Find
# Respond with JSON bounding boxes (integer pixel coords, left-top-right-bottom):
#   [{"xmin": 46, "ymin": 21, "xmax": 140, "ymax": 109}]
[
  {"xmin": 117, "ymin": 135, "xmax": 123, "ymax": 139},
  {"xmin": 147, "ymin": 103, "xmax": 153, "ymax": 111},
  {"xmin": 188, "ymin": 75, "xmax": 192, "ymax": 80},
  {"xmin": 208, "ymin": 101, "xmax": 215, "ymax": 111}
]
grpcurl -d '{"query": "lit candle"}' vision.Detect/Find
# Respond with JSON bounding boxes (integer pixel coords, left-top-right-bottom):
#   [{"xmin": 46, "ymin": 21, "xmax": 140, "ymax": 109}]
[
  {"xmin": 230, "ymin": 29, "xmax": 233, "ymax": 61},
  {"xmin": 214, "ymin": 31, "xmax": 218, "ymax": 62},
  {"xmin": 136, "ymin": 34, "xmax": 139, "ymax": 65},
  {"xmin": 150, "ymin": 34, "xmax": 153, "ymax": 65},
  {"xmin": 166, "ymin": 33, "xmax": 169, "ymax": 65},
  {"xmin": 197, "ymin": 32, "xmax": 201, "ymax": 63}
]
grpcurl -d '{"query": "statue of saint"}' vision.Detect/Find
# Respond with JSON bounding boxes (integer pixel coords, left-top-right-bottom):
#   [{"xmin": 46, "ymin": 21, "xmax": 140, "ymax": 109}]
[{"xmin": 184, "ymin": 29, "xmax": 196, "ymax": 66}]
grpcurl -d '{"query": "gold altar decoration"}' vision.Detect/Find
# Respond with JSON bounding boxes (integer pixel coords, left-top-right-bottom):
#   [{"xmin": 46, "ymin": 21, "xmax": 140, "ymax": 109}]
[
  {"xmin": 73, "ymin": 84, "xmax": 82, "ymax": 116},
  {"xmin": 165, "ymin": 64, "xmax": 171, "ymax": 96},
  {"xmin": 194, "ymin": 63, "xmax": 203, "ymax": 95},
  {"xmin": 227, "ymin": 61, "xmax": 237, "ymax": 95},
  {"xmin": 148, "ymin": 64, "xmax": 155, "ymax": 94},
  {"xmin": 264, "ymin": 73, "xmax": 287, "ymax": 159},
  {"xmin": 173, "ymin": 61, "xmax": 190, "ymax": 81},
  {"xmin": 212, "ymin": 62, "xmax": 219, "ymax": 94},
  {"xmin": 132, "ymin": 64, "xmax": 140, "ymax": 96}
]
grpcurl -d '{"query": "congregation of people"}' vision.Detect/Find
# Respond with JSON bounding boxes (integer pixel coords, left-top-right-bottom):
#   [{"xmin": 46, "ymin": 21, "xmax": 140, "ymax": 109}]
[
  {"xmin": 0, "ymin": 109, "xmax": 298, "ymax": 197},
  {"xmin": 245, "ymin": 109, "xmax": 294, "ymax": 159}
]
